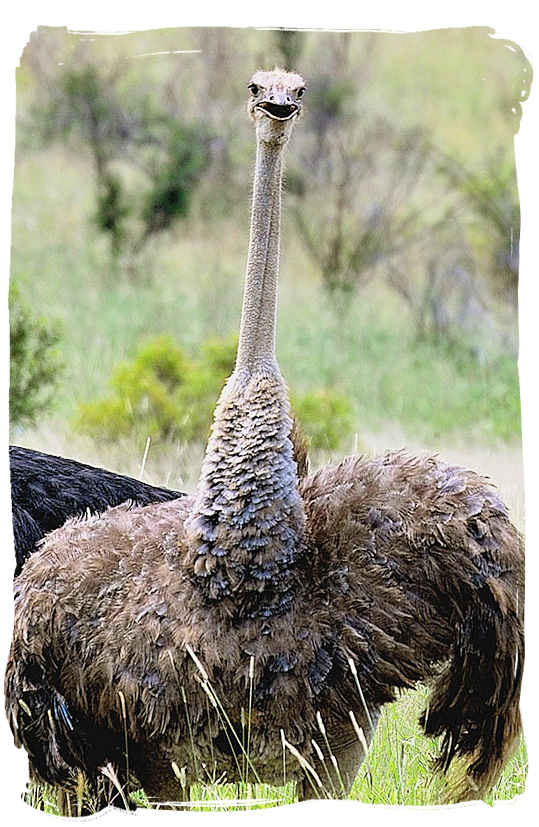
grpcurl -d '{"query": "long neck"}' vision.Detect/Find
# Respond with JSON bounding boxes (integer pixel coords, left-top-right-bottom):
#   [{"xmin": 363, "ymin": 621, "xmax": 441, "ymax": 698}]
[
  {"xmin": 236, "ymin": 139, "xmax": 282, "ymax": 371},
  {"xmin": 185, "ymin": 133, "xmax": 305, "ymax": 622}
]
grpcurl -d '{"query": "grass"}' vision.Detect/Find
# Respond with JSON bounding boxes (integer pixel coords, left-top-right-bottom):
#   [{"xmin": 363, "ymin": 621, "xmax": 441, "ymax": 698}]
[
  {"xmin": 352, "ymin": 688, "xmax": 527, "ymax": 807},
  {"xmin": 23, "ymin": 685, "xmax": 527, "ymax": 813}
]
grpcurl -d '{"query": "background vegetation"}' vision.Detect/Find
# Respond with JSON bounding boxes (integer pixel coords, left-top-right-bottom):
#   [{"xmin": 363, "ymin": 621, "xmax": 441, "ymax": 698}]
[{"xmin": 9, "ymin": 26, "xmax": 530, "ymax": 808}]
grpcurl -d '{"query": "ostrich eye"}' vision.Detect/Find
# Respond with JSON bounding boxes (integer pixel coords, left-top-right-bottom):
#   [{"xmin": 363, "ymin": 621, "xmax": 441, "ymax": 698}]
[
  {"xmin": 248, "ymin": 83, "xmax": 259, "ymax": 96},
  {"xmin": 296, "ymin": 87, "xmax": 305, "ymax": 98}
]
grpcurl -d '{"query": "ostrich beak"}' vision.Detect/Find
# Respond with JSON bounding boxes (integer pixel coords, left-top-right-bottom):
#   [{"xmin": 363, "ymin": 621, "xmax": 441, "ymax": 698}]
[{"xmin": 256, "ymin": 91, "xmax": 300, "ymax": 121}]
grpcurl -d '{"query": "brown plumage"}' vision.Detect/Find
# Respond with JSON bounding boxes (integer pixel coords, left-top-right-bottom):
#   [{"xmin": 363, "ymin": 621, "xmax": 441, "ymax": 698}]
[{"xmin": 5, "ymin": 69, "xmax": 523, "ymax": 813}]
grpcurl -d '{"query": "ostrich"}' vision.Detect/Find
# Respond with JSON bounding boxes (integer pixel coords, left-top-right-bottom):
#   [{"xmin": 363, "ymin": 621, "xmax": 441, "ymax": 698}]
[
  {"xmin": 9, "ymin": 446, "xmax": 184, "ymax": 576},
  {"xmin": 6, "ymin": 69, "xmax": 523, "ymax": 813}
]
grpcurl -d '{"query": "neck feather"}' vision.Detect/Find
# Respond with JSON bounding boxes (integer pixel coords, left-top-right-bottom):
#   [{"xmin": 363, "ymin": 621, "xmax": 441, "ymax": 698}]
[{"xmin": 185, "ymin": 371, "xmax": 305, "ymax": 618}]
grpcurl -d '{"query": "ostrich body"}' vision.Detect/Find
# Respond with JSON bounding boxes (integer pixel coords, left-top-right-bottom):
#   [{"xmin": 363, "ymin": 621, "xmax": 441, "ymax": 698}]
[
  {"xmin": 6, "ymin": 70, "xmax": 523, "ymax": 811},
  {"xmin": 9, "ymin": 446, "xmax": 184, "ymax": 576}
]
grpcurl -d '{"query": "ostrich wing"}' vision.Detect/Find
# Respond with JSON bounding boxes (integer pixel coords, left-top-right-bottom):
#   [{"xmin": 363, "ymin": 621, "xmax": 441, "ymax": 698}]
[{"xmin": 299, "ymin": 449, "xmax": 523, "ymax": 799}]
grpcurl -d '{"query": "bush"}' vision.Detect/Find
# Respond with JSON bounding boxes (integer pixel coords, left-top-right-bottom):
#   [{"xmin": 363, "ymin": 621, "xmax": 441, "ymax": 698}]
[
  {"xmin": 291, "ymin": 389, "xmax": 354, "ymax": 450},
  {"xmin": 76, "ymin": 335, "xmax": 354, "ymax": 451},
  {"xmin": 9, "ymin": 283, "xmax": 62, "ymax": 426},
  {"xmin": 30, "ymin": 63, "xmax": 210, "ymax": 260},
  {"xmin": 93, "ymin": 171, "xmax": 130, "ymax": 256},
  {"xmin": 141, "ymin": 122, "xmax": 209, "ymax": 239},
  {"xmin": 76, "ymin": 335, "xmax": 236, "ymax": 446}
]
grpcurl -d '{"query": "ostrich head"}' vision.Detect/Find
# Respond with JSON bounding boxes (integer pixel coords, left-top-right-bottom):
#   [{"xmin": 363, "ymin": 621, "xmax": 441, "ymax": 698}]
[{"xmin": 247, "ymin": 67, "xmax": 306, "ymax": 144}]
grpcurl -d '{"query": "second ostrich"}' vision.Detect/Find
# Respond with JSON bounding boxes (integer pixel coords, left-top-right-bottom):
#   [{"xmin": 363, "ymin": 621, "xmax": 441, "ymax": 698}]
[{"xmin": 6, "ymin": 69, "xmax": 523, "ymax": 811}]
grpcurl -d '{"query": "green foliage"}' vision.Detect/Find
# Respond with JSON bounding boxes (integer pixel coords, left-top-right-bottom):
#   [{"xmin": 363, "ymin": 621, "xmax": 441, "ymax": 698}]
[
  {"xmin": 435, "ymin": 147, "xmax": 520, "ymax": 302},
  {"xmin": 309, "ymin": 74, "xmax": 357, "ymax": 131},
  {"xmin": 9, "ymin": 283, "xmax": 62, "ymax": 426},
  {"xmin": 76, "ymin": 335, "xmax": 236, "ymax": 446},
  {"xmin": 142, "ymin": 123, "xmax": 209, "ymax": 238},
  {"xmin": 77, "ymin": 336, "xmax": 207, "ymax": 445},
  {"xmin": 32, "ymin": 64, "xmax": 127, "ymax": 149},
  {"xmin": 93, "ymin": 171, "xmax": 130, "ymax": 255},
  {"xmin": 292, "ymin": 388, "xmax": 354, "ymax": 450},
  {"xmin": 76, "ymin": 334, "xmax": 354, "ymax": 451},
  {"xmin": 199, "ymin": 336, "xmax": 238, "ymax": 375},
  {"xmin": 14, "ymin": 30, "xmax": 523, "ymax": 447},
  {"xmin": 29, "ymin": 62, "xmax": 209, "ymax": 260},
  {"xmin": 59, "ymin": 65, "xmax": 118, "ymax": 142}
]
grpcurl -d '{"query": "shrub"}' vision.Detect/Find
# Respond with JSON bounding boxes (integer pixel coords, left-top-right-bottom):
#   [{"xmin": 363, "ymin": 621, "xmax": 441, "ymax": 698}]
[
  {"xmin": 9, "ymin": 283, "xmax": 62, "ymax": 426},
  {"xmin": 291, "ymin": 388, "xmax": 354, "ymax": 450},
  {"xmin": 77, "ymin": 336, "xmax": 198, "ymax": 444},
  {"xmin": 141, "ymin": 123, "xmax": 209, "ymax": 239},
  {"xmin": 30, "ymin": 63, "xmax": 210, "ymax": 260},
  {"xmin": 76, "ymin": 335, "xmax": 236, "ymax": 446},
  {"xmin": 76, "ymin": 335, "xmax": 354, "ymax": 451},
  {"xmin": 93, "ymin": 171, "xmax": 130, "ymax": 257}
]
